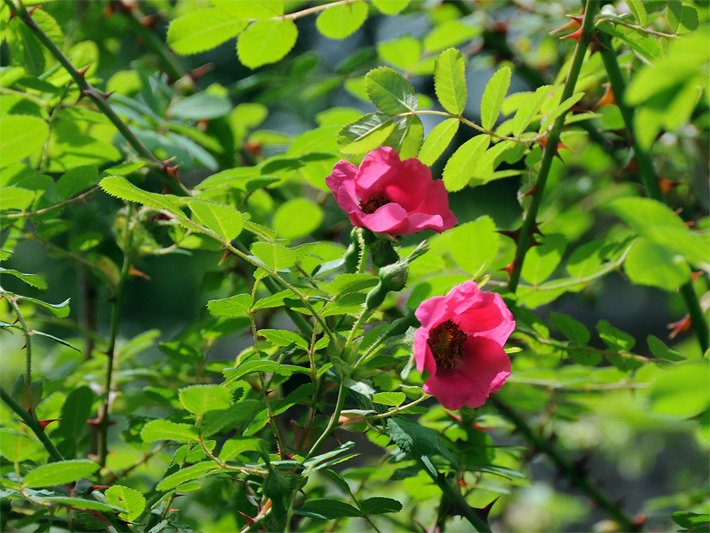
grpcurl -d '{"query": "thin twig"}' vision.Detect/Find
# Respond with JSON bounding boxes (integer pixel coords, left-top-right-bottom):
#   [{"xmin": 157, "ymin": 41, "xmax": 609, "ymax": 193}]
[
  {"xmin": 1, "ymin": 187, "xmax": 99, "ymax": 219},
  {"xmin": 490, "ymin": 396, "xmax": 638, "ymax": 531}
]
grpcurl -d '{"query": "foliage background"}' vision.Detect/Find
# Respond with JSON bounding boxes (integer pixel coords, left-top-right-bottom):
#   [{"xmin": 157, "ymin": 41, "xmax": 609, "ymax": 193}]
[{"xmin": 0, "ymin": 0, "xmax": 708, "ymax": 532}]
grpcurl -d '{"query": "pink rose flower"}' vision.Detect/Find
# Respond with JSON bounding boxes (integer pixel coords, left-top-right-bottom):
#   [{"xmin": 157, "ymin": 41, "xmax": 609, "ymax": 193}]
[
  {"xmin": 325, "ymin": 147, "xmax": 457, "ymax": 236},
  {"xmin": 413, "ymin": 281, "xmax": 515, "ymax": 410}
]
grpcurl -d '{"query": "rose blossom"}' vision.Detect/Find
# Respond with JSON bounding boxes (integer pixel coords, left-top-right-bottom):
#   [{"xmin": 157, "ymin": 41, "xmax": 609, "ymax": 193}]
[
  {"xmin": 413, "ymin": 281, "xmax": 515, "ymax": 410},
  {"xmin": 325, "ymin": 147, "xmax": 457, "ymax": 236}
]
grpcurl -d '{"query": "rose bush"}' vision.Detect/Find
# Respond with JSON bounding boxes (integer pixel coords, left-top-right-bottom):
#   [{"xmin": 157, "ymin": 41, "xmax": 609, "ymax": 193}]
[
  {"xmin": 413, "ymin": 281, "xmax": 515, "ymax": 409},
  {"xmin": 326, "ymin": 147, "xmax": 457, "ymax": 236}
]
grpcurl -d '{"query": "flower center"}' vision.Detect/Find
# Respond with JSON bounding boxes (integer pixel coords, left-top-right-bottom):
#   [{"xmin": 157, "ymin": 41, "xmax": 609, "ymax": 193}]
[
  {"xmin": 360, "ymin": 195, "xmax": 389, "ymax": 214},
  {"xmin": 427, "ymin": 320, "xmax": 467, "ymax": 370}
]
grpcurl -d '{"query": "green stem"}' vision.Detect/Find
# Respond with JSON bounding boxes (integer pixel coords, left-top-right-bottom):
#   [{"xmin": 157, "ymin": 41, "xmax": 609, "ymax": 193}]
[
  {"xmin": 97, "ymin": 214, "xmax": 134, "ymax": 468},
  {"xmin": 490, "ymin": 397, "xmax": 638, "ymax": 532},
  {"xmin": 418, "ymin": 455, "xmax": 491, "ymax": 532},
  {"xmin": 507, "ymin": 0, "xmax": 599, "ymax": 293},
  {"xmin": 597, "ymin": 32, "xmax": 709, "ymax": 353},
  {"xmin": 305, "ymin": 380, "xmax": 345, "ymax": 460},
  {"xmin": 5, "ymin": 0, "xmax": 187, "ymax": 195},
  {"xmin": 0, "ymin": 387, "xmax": 64, "ymax": 462},
  {"xmin": 5, "ymin": 296, "xmax": 33, "ymax": 407}
]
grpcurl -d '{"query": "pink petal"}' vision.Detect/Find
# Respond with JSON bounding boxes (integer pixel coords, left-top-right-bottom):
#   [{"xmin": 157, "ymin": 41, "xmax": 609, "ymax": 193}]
[
  {"xmin": 423, "ymin": 337, "xmax": 511, "ymax": 410},
  {"xmin": 354, "ymin": 147, "xmax": 401, "ymax": 190},
  {"xmin": 358, "ymin": 203, "xmax": 408, "ymax": 234},
  {"xmin": 414, "ymin": 295, "xmax": 447, "ymax": 329},
  {"xmin": 405, "ymin": 212, "xmax": 445, "ymax": 234},
  {"xmin": 413, "ymin": 328, "xmax": 437, "ymax": 374},
  {"xmin": 381, "ymin": 158, "xmax": 432, "ymax": 211},
  {"xmin": 326, "ymin": 161, "xmax": 360, "ymax": 213}
]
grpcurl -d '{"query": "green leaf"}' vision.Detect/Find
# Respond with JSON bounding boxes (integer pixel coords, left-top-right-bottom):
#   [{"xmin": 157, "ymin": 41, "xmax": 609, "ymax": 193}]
[
  {"xmin": 672, "ymin": 511, "xmax": 710, "ymax": 531},
  {"xmin": 434, "ymin": 48, "xmax": 467, "ymax": 114},
  {"xmin": 207, "ymin": 294, "xmax": 253, "ymax": 318},
  {"xmin": 23, "ymin": 460, "xmax": 99, "ymax": 488},
  {"xmin": 259, "ymin": 329, "xmax": 309, "ymax": 350},
  {"xmin": 220, "ymin": 438, "xmax": 269, "ymax": 461},
  {"xmin": 511, "ymin": 85, "xmax": 552, "ymax": 136},
  {"xmin": 0, "ymin": 268, "xmax": 47, "ymax": 290},
  {"xmin": 140, "ymin": 420, "xmax": 198, "ymax": 443},
  {"xmin": 251, "ymin": 242, "xmax": 298, "ymax": 271},
  {"xmin": 167, "ymin": 8, "xmax": 247, "ymax": 55},
  {"xmin": 627, "ymin": 0, "xmax": 648, "ymax": 26},
  {"xmin": 19, "ymin": 296, "xmax": 71, "ymax": 318},
  {"xmin": 378, "ymin": 37, "xmax": 421, "ymax": 70},
  {"xmin": 211, "ymin": 0, "xmax": 284, "ymax": 18},
  {"xmin": 40, "ymin": 496, "xmax": 125, "ymax": 513},
  {"xmin": 608, "ymin": 197, "xmax": 707, "ymax": 265},
  {"xmin": 0, "ymin": 187, "xmax": 35, "ymax": 211},
  {"xmin": 361, "ymin": 496, "xmax": 403, "ymax": 514},
  {"xmin": 0, "ymin": 429, "xmax": 41, "ymax": 462},
  {"xmin": 480, "ymin": 67, "xmax": 511, "ymax": 130},
  {"xmin": 179, "ymin": 384, "xmax": 233, "ymax": 416},
  {"xmin": 316, "ymin": 1, "xmax": 368, "ymax": 40},
  {"xmin": 650, "ymin": 362, "xmax": 710, "ymax": 418},
  {"xmin": 273, "ymin": 198, "xmax": 323, "ymax": 239},
  {"xmin": 423, "ymin": 20, "xmax": 478, "ymax": 53},
  {"xmin": 105, "ymin": 485, "xmax": 146, "ymax": 522},
  {"xmin": 386, "ymin": 416, "xmax": 456, "ymax": 463},
  {"xmin": 372, "ymin": 392, "xmax": 405, "ymax": 407},
  {"xmin": 171, "ymin": 93, "xmax": 232, "ymax": 120},
  {"xmin": 338, "ymin": 113, "xmax": 396, "ymax": 154},
  {"xmin": 99, "ymin": 177, "xmax": 193, "ymax": 228},
  {"xmin": 624, "ymin": 238, "xmax": 690, "ymax": 291},
  {"xmin": 371, "ymin": 0, "xmax": 409, "ymax": 15},
  {"xmin": 189, "ymin": 199, "xmax": 243, "ymax": 242},
  {"xmin": 237, "ymin": 20, "xmax": 298, "ymax": 69},
  {"xmin": 550, "ymin": 312, "xmax": 591, "ymax": 344},
  {"xmin": 296, "ymin": 498, "xmax": 362, "ymax": 519},
  {"xmin": 596, "ymin": 320, "xmax": 636, "ymax": 351},
  {"xmin": 385, "ymin": 116, "xmax": 423, "ymax": 159},
  {"xmin": 447, "ymin": 216, "xmax": 499, "ymax": 276},
  {"xmin": 365, "ymin": 67, "xmax": 418, "ymax": 115},
  {"xmin": 540, "ymin": 92, "xmax": 585, "ymax": 129},
  {"xmin": 419, "ymin": 120, "xmax": 459, "ymax": 167},
  {"xmin": 521, "ymin": 234, "xmax": 566, "ymax": 285},
  {"xmin": 7, "ymin": 18, "xmax": 45, "ymax": 77},
  {"xmin": 156, "ymin": 461, "xmax": 218, "ymax": 491},
  {"xmin": 0, "ymin": 115, "xmax": 49, "ymax": 167},
  {"xmin": 442, "ymin": 135, "xmax": 490, "ymax": 192},
  {"xmin": 647, "ymin": 335, "xmax": 685, "ymax": 362},
  {"xmin": 56, "ymin": 165, "xmax": 99, "ymax": 200},
  {"xmin": 55, "ymin": 386, "xmax": 94, "ymax": 459},
  {"xmin": 667, "ymin": 1, "xmax": 699, "ymax": 33}
]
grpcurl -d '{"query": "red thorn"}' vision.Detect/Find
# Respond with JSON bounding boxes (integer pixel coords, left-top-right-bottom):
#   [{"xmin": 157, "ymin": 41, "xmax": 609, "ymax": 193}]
[
  {"xmin": 498, "ymin": 228, "xmax": 521, "ymax": 242},
  {"xmin": 560, "ymin": 27, "xmax": 583, "ymax": 42},
  {"xmin": 532, "ymin": 221, "xmax": 544, "ymax": 235},
  {"xmin": 8, "ymin": 7, "xmax": 16, "ymax": 19},
  {"xmin": 102, "ymin": 91, "xmax": 114, "ymax": 100},
  {"xmin": 529, "ymin": 237, "xmax": 542, "ymax": 248},
  {"xmin": 632, "ymin": 515, "xmax": 647, "ymax": 528},
  {"xmin": 566, "ymin": 14, "xmax": 584, "ymax": 24},
  {"xmin": 38, "ymin": 418, "xmax": 61, "ymax": 429},
  {"xmin": 595, "ymin": 82, "xmax": 616, "ymax": 108},
  {"xmin": 658, "ymin": 177, "xmax": 679, "ymax": 194},
  {"xmin": 501, "ymin": 261, "xmax": 515, "ymax": 278},
  {"xmin": 667, "ymin": 315, "xmax": 692, "ymax": 340},
  {"xmin": 128, "ymin": 266, "xmax": 151, "ymax": 280},
  {"xmin": 244, "ymin": 141, "xmax": 262, "ymax": 157},
  {"xmin": 218, "ymin": 250, "xmax": 232, "ymax": 266},
  {"xmin": 165, "ymin": 165, "xmax": 180, "ymax": 179},
  {"xmin": 691, "ymin": 271, "xmax": 703, "ymax": 283},
  {"xmin": 550, "ymin": 18, "xmax": 580, "ymax": 36},
  {"xmin": 615, "ymin": 157, "xmax": 638, "ymax": 178},
  {"xmin": 27, "ymin": 5, "xmax": 43, "ymax": 16},
  {"xmin": 168, "ymin": 508, "xmax": 180, "ymax": 513},
  {"xmin": 87, "ymin": 417, "xmax": 101, "ymax": 427},
  {"xmin": 87, "ymin": 510, "xmax": 111, "ymax": 525},
  {"xmin": 472, "ymin": 422, "xmax": 491, "ymax": 431},
  {"xmin": 77, "ymin": 89, "xmax": 89, "ymax": 102},
  {"xmin": 239, "ymin": 512, "xmax": 255, "ymax": 526},
  {"xmin": 187, "ymin": 63, "xmax": 214, "ymax": 83},
  {"xmin": 446, "ymin": 412, "xmax": 462, "ymax": 422},
  {"xmin": 89, "ymin": 484, "xmax": 111, "ymax": 491},
  {"xmin": 492, "ymin": 21, "xmax": 508, "ymax": 35},
  {"xmin": 77, "ymin": 65, "xmax": 91, "ymax": 78},
  {"xmin": 523, "ymin": 185, "xmax": 538, "ymax": 198},
  {"xmin": 139, "ymin": 14, "xmax": 160, "ymax": 28}
]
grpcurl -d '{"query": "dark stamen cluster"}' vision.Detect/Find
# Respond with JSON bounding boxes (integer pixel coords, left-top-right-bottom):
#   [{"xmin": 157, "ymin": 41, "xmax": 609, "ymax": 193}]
[
  {"xmin": 360, "ymin": 195, "xmax": 389, "ymax": 214},
  {"xmin": 427, "ymin": 320, "xmax": 467, "ymax": 370}
]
